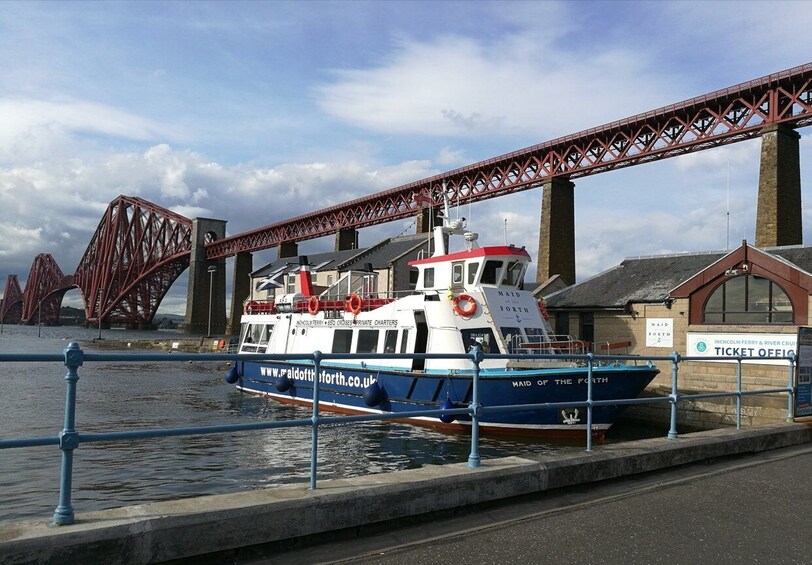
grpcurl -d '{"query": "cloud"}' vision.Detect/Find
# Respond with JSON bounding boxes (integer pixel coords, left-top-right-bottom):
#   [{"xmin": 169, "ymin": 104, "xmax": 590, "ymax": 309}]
[{"xmin": 0, "ymin": 98, "xmax": 182, "ymax": 164}]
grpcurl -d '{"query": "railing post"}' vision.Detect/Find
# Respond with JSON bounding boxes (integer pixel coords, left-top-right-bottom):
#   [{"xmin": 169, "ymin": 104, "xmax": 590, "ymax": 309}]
[
  {"xmin": 309, "ymin": 351, "xmax": 322, "ymax": 490},
  {"xmin": 52, "ymin": 342, "xmax": 83, "ymax": 526},
  {"xmin": 467, "ymin": 346, "xmax": 483, "ymax": 468},
  {"xmin": 586, "ymin": 352, "xmax": 594, "ymax": 452},
  {"xmin": 736, "ymin": 356, "xmax": 743, "ymax": 429},
  {"xmin": 787, "ymin": 351, "xmax": 796, "ymax": 421},
  {"xmin": 667, "ymin": 351, "xmax": 680, "ymax": 440}
]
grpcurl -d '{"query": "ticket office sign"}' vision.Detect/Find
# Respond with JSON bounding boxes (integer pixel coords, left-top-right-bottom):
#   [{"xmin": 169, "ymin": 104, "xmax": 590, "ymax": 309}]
[{"xmin": 796, "ymin": 327, "xmax": 812, "ymax": 418}]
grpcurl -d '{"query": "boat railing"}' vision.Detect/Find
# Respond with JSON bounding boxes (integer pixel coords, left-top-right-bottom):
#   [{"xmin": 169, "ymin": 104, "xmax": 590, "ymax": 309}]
[
  {"xmin": 513, "ymin": 335, "xmax": 633, "ymax": 361},
  {"xmin": 0, "ymin": 344, "xmax": 797, "ymax": 527}
]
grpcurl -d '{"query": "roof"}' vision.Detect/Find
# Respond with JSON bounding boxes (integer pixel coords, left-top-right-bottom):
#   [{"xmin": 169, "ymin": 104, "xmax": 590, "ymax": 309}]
[
  {"xmin": 342, "ymin": 234, "xmax": 429, "ymax": 271},
  {"xmin": 251, "ymin": 247, "xmax": 367, "ymax": 277},
  {"xmin": 545, "ymin": 243, "xmax": 812, "ymax": 309},
  {"xmin": 250, "ymin": 234, "xmax": 431, "ymax": 277}
]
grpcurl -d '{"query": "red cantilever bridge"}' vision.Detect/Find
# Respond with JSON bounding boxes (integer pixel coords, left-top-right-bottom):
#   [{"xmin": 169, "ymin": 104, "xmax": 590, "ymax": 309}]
[{"xmin": 2, "ymin": 63, "xmax": 811, "ymax": 330}]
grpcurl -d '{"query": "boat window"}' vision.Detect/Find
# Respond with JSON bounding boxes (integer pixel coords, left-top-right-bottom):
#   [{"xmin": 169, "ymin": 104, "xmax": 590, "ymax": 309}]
[
  {"xmin": 480, "ymin": 261, "xmax": 502, "ymax": 285},
  {"xmin": 460, "ymin": 328, "xmax": 499, "ymax": 354},
  {"xmin": 452, "ymin": 262, "xmax": 464, "ymax": 285},
  {"xmin": 399, "ymin": 329, "xmax": 410, "ymax": 353},
  {"xmin": 383, "ymin": 330, "xmax": 398, "ymax": 353},
  {"xmin": 332, "ymin": 329, "xmax": 353, "ymax": 353},
  {"xmin": 500, "ymin": 326, "xmax": 521, "ymax": 354},
  {"xmin": 409, "ymin": 268, "xmax": 419, "ymax": 290},
  {"xmin": 467, "ymin": 262, "xmax": 480, "ymax": 284},
  {"xmin": 241, "ymin": 323, "xmax": 272, "ymax": 352},
  {"xmin": 501, "ymin": 261, "xmax": 525, "ymax": 287},
  {"xmin": 286, "ymin": 273, "xmax": 296, "ymax": 294},
  {"xmin": 357, "ymin": 330, "xmax": 379, "ymax": 353},
  {"xmin": 424, "ymin": 268, "xmax": 435, "ymax": 288}
]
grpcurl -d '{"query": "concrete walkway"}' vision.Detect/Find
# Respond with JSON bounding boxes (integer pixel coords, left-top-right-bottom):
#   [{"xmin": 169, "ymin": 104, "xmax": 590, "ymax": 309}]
[{"xmin": 1, "ymin": 422, "xmax": 810, "ymax": 565}]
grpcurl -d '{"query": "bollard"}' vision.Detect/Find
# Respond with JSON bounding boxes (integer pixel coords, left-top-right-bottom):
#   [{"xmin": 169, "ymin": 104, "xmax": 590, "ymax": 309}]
[
  {"xmin": 309, "ymin": 351, "xmax": 322, "ymax": 491},
  {"xmin": 787, "ymin": 351, "xmax": 796, "ymax": 420},
  {"xmin": 586, "ymin": 352, "xmax": 594, "ymax": 452},
  {"xmin": 736, "ymin": 357, "xmax": 743, "ymax": 429},
  {"xmin": 52, "ymin": 342, "xmax": 83, "ymax": 526},
  {"xmin": 467, "ymin": 346, "xmax": 483, "ymax": 468},
  {"xmin": 667, "ymin": 351, "xmax": 680, "ymax": 440}
]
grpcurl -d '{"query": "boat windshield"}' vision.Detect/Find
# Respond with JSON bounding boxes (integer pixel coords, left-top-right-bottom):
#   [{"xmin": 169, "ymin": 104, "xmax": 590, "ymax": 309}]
[
  {"xmin": 501, "ymin": 261, "xmax": 525, "ymax": 287},
  {"xmin": 461, "ymin": 327, "xmax": 499, "ymax": 354}
]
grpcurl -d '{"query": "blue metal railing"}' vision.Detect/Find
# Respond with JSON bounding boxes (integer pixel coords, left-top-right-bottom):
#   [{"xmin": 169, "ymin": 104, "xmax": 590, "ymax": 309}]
[{"xmin": 0, "ymin": 343, "xmax": 796, "ymax": 526}]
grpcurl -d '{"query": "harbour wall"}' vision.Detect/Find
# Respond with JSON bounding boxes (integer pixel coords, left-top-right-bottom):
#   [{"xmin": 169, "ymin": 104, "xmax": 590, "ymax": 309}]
[{"xmin": 1, "ymin": 422, "xmax": 810, "ymax": 565}]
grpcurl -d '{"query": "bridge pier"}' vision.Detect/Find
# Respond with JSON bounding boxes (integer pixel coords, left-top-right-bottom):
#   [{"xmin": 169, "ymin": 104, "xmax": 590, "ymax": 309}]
[
  {"xmin": 336, "ymin": 228, "xmax": 358, "ymax": 251},
  {"xmin": 536, "ymin": 177, "xmax": 575, "ymax": 286},
  {"xmin": 227, "ymin": 251, "xmax": 252, "ymax": 336},
  {"xmin": 756, "ymin": 124, "xmax": 802, "ymax": 247},
  {"xmin": 278, "ymin": 241, "xmax": 298, "ymax": 259},
  {"xmin": 184, "ymin": 218, "xmax": 227, "ymax": 336}
]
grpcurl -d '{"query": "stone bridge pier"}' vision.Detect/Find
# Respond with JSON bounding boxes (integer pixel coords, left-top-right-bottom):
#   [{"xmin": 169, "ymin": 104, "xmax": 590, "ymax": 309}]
[{"xmin": 184, "ymin": 218, "xmax": 227, "ymax": 336}]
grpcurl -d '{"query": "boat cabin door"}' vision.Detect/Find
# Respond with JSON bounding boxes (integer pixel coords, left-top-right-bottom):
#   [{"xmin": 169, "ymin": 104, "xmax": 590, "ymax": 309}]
[
  {"xmin": 451, "ymin": 261, "xmax": 465, "ymax": 292},
  {"xmin": 412, "ymin": 311, "xmax": 428, "ymax": 371}
]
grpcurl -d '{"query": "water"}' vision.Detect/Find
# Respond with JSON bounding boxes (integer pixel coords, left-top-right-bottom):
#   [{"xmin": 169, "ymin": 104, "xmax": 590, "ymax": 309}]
[{"xmin": 0, "ymin": 324, "xmax": 567, "ymax": 522}]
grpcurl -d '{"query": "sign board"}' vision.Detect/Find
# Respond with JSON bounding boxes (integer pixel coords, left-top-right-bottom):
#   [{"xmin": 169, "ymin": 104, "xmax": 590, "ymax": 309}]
[
  {"xmin": 795, "ymin": 327, "xmax": 812, "ymax": 417},
  {"xmin": 686, "ymin": 332, "xmax": 797, "ymax": 366},
  {"xmin": 646, "ymin": 318, "xmax": 673, "ymax": 348}
]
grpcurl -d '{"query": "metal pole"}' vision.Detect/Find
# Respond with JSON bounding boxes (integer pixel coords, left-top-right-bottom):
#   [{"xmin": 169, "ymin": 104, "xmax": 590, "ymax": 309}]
[
  {"xmin": 309, "ymin": 351, "xmax": 322, "ymax": 490},
  {"xmin": 52, "ymin": 342, "xmax": 83, "ymax": 526},
  {"xmin": 207, "ymin": 266, "xmax": 216, "ymax": 337},
  {"xmin": 668, "ymin": 351, "xmax": 680, "ymax": 439},
  {"xmin": 468, "ymin": 345, "xmax": 483, "ymax": 468},
  {"xmin": 38, "ymin": 300, "xmax": 42, "ymax": 338},
  {"xmin": 736, "ymin": 357, "xmax": 743, "ymax": 429},
  {"xmin": 787, "ymin": 351, "xmax": 796, "ymax": 420},
  {"xmin": 586, "ymin": 352, "xmax": 594, "ymax": 452},
  {"xmin": 97, "ymin": 287, "xmax": 103, "ymax": 340}
]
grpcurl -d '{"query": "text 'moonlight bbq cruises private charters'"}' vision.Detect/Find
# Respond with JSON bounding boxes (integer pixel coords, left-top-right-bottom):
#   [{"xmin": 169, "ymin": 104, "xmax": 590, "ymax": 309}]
[{"xmin": 226, "ymin": 196, "xmax": 658, "ymax": 439}]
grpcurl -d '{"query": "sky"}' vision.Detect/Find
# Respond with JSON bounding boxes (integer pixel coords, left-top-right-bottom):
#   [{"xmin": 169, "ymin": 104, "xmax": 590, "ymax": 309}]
[{"xmin": 1, "ymin": 0, "xmax": 811, "ymax": 316}]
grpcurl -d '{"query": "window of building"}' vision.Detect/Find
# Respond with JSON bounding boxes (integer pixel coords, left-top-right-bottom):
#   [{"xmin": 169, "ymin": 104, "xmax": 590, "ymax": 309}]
[
  {"xmin": 555, "ymin": 313, "xmax": 570, "ymax": 338},
  {"xmin": 579, "ymin": 312, "xmax": 594, "ymax": 344},
  {"xmin": 703, "ymin": 275, "xmax": 793, "ymax": 324}
]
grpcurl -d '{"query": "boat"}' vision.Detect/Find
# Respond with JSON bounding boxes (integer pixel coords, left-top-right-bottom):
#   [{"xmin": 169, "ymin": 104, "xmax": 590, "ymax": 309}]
[{"xmin": 226, "ymin": 197, "xmax": 658, "ymax": 439}]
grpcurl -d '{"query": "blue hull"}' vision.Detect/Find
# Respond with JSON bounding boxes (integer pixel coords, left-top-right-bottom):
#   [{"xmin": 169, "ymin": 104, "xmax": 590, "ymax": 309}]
[{"xmin": 235, "ymin": 360, "xmax": 659, "ymax": 438}]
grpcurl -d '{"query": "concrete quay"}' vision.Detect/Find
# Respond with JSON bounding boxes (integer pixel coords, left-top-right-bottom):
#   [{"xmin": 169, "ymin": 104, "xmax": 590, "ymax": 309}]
[{"xmin": 1, "ymin": 422, "xmax": 810, "ymax": 565}]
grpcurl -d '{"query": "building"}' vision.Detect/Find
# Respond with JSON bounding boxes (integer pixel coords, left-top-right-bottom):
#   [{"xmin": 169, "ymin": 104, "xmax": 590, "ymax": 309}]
[
  {"xmin": 543, "ymin": 240, "xmax": 812, "ymax": 429},
  {"xmin": 249, "ymin": 233, "xmax": 432, "ymax": 302}
]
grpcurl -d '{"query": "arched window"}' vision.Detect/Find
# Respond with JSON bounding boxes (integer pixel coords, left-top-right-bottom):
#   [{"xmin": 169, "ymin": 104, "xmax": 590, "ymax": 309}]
[{"xmin": 703, "ymin": 275, "xmax": 793, "ymax": 324}]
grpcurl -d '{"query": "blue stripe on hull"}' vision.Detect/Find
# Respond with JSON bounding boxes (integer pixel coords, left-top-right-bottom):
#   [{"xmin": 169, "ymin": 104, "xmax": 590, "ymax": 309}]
[{"xmin": 235, "ymin": 361, "xmax": 658, "ymax": 437}]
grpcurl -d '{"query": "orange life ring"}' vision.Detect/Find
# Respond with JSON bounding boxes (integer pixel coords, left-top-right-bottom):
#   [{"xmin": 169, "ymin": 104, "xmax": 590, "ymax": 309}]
[
  {"xmin": 307, "ymin": 295, "xmax": 320, "ymax": 316},
  {"xmin": 346, "ymin": 293, "xmax": 363, "ymax": 315},
  {"xmin": 538, "ymin": 300, "xmax": 550, "ymax": 321},
  {"xmin": 453, "ymin": 294, "xmax": 477, "ymax": 317}
]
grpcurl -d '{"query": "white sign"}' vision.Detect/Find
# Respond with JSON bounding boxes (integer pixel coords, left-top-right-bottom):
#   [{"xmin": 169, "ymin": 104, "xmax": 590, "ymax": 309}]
[
  {"xmin": 646, "ymin": 318, "xmax": 673, "ymax": 348},
  {"xmin": 686, "ymin": 332, "xmax": 797, "ymax": 365}
]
